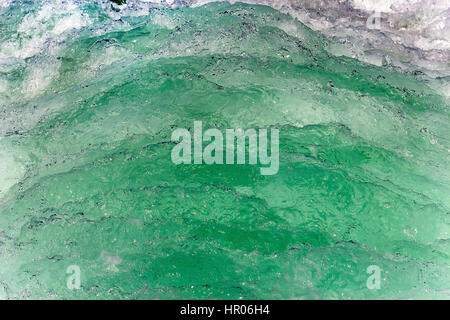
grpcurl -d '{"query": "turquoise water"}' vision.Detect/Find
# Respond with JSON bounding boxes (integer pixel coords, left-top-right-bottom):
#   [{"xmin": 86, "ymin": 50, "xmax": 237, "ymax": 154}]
[{"xmin": 0, "ymin": 1, "xmax": 449, "ymax": 299}]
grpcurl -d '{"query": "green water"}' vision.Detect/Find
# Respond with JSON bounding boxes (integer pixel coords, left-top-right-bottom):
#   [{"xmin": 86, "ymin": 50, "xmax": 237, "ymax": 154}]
[{"xmin": 0, "ymin": 2, "xmax": 449, "ymax": 299}]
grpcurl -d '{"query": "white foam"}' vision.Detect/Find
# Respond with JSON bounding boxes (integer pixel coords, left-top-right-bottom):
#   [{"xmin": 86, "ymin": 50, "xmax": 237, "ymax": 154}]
[{"xmin": 1, "ymin": 1, "xmax": 91, "ymax": 60}]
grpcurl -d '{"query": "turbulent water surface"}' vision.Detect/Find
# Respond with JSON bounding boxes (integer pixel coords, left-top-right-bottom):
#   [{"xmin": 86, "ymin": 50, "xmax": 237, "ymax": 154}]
[{"xmin": 0, "ymin": 0, "xmax": 449, "ymax": 299}]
